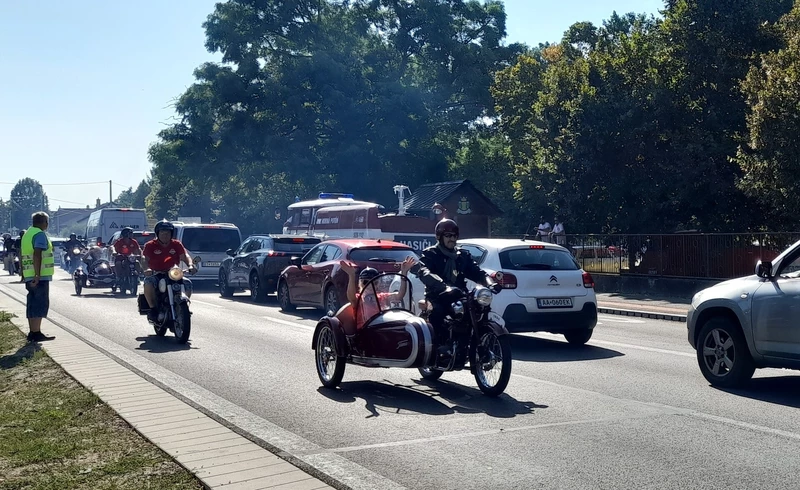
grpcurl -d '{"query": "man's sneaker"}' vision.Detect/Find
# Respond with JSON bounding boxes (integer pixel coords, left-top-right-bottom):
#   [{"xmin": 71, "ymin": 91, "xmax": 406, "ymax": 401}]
[{"xmin": 28, "ymin": 331, "xmax": 55, "ymax": 342}]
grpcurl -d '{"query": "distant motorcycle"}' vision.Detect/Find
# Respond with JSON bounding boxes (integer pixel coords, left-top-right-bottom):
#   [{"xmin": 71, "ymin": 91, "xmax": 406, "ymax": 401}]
[
  {"xmin": 115, "ymin": 254, "xmax": 140, "ymax": 296},
  {"xmin": 137, "ymin": 267, "xmax": 193, "ymax": 344},
  {"xmin": 67, "ymin": 246, "xmax": 85, "ymax": 275},
  {"xmin": 73, "ymin": 259, "xmax": 116, "ymax": 296}
]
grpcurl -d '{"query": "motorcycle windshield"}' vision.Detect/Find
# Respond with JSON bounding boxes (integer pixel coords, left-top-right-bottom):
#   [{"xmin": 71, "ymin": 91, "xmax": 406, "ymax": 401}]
[{"xmin": 356, "ymin": 273, "xmax": 413, "ymax": 322}]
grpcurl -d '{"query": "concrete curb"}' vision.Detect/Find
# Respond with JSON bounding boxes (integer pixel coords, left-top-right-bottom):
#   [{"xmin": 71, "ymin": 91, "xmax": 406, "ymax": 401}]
[
  {"xmin": 598, "ymin": 306, "xmax": 687, "ymax": 323},
  {"xmin": 0, "ymin": 286, "xmax": 334, "ymax": 490}
]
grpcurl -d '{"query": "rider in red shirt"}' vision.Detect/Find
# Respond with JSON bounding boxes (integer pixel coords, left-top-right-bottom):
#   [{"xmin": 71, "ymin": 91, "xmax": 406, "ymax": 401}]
[
  {"xmin": 141, "ymin": 221, "xmax": 196, "ymax": 323},
  {"xmin": 113, "ymin": 227, "xmax": 142, "ymax": 281}
]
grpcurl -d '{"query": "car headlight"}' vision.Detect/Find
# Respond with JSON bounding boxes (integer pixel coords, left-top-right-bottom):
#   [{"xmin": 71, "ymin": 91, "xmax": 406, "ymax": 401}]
[
  {"xmin": 168, "ymin": 268, "xmax": 184, "ymax": 281},
  {"xmin": 474, "ymin": 287, "xmax": 493, "ymax": 306}
]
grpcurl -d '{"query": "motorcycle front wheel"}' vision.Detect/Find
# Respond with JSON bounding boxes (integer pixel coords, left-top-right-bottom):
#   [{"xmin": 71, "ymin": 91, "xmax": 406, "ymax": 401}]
[
  {"xmin": 173, "ymin": 302, "xmax": 191, "ymax": 344},
  {"xmin": 473, "ymin": 332, "xmax": 512, "ymax": 397}
]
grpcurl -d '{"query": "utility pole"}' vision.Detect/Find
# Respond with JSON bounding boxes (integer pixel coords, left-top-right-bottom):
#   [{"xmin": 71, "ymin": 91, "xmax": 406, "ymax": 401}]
[{"xmin": 109, "ymin": 180, "xmax": 113, "ymax": 205}]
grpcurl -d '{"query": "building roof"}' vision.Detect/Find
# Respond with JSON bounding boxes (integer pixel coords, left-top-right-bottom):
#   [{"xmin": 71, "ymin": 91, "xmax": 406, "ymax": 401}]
[{"xmin": 403, "ymin": 179, "xmax": 502, "ymax": 215}]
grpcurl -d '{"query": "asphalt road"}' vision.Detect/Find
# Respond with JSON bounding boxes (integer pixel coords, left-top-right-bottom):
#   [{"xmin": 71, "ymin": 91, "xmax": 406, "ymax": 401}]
[{"xmin": 3, "ymin": 270, "xmax": 800, "ymax": 490}]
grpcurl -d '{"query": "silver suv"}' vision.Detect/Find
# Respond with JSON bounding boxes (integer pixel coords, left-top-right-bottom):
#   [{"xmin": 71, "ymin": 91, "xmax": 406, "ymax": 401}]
[{"xmin": 687, "ymin": 239, "xmax": 800, "ymax": 387}]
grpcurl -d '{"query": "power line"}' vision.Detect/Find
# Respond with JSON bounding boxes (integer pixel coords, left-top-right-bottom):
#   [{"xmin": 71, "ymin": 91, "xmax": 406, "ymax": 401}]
[{"xmin": 0, "ymin": 180, "xmax": 109, "ymax": 186}]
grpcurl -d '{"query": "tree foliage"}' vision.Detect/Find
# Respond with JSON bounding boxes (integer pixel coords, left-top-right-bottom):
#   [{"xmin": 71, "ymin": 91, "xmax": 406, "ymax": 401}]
[
  {"xmin": 10, "ymin": 178, "xmax": 49, "ymax": 230},
  {"xmin": 146, "ymin": 0, "xmax": 800, "ymax": 236}
]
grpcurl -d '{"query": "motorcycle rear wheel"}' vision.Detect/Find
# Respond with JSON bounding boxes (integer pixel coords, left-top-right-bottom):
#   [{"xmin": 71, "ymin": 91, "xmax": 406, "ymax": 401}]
[{"xmin": 473, "ymin": 332, "xmax": 512, "ymax": 397}]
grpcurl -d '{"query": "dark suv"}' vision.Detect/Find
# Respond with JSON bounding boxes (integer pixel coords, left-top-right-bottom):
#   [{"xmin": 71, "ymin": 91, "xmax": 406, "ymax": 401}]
[{"xmin": 218, "ymin": 235, "xmax": 321, "ymax": 302}]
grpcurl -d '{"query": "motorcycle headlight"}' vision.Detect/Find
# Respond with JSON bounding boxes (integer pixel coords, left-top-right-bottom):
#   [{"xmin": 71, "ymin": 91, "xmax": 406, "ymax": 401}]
[
  {"xmin": 158, "ymin": 278, "xmax": 167, "ymax": 293},
  {"xmin": 99, "ymin": 263, "xmax": 107, "ymax": 269},
  {"xmin": 474, "ymin": 287, "xmax": 493, "ymax": 306},
  {"xmin": 128, "ymin": 256, "xmax": 136, "ymax": 262},
  {"xmin": 168, "ymin": 268, "xmax": 184, "ymax": 281},
  {"xmin": 72, "ymin": 248, "xmax": 81, "ymax": 255}
]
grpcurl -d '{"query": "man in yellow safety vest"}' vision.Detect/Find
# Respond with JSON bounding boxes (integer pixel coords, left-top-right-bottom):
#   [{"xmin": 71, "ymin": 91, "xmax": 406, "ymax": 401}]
[{"xmin": 21, "ymin": 212, "xmax": 55, "ymax": 342}]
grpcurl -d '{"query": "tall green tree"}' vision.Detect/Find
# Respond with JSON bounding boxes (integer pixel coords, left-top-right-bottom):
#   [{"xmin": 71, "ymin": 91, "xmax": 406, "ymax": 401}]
[
  {"xmin": 10, "ymin": 178, "xmax": 49, "ymax": 230},
  {"xmin": 147, "ymin": 0, "xmax": 521, "ymax": 233},
  {"xmin": 737, "ymin": 2, "xmax": 800, "ymax": 227}
]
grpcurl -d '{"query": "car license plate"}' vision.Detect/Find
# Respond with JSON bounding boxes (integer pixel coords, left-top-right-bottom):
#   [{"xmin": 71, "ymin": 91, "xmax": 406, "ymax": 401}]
[
  {"xmin": 204, "ymin": 262, "xmax": 221, "ymax": 268},
  {"xmin": 537, "ymin": 298, "xmax": 573, "ymax": 309}
]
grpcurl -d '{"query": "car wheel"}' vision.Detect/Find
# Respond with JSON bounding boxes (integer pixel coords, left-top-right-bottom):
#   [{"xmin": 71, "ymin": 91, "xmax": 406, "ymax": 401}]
[
  {"xmin": 564, "ymin": 329, "xmax": 593, "ymax": 345},
  {"xmin": 324, "ymin": 285, "xmax": 339, "ymax": 315},
  {"xmin": 697, "ymin": 317, "xmax": 755, "ymax": 388},
  {"xmin": 219, "ymin": 270, "xmax": 234, "ymax": 298},
  {"xmin": 278, "ymin": 280, "xmax": 296, "ymax": 312},
  {"xmin": 250, "ymin": 271, "xmax": 267, "ymax": 303}
]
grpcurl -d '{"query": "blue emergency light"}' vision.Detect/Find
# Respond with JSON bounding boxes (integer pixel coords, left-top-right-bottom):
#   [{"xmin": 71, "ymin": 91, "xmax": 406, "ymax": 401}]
[{"xmin": 318, "ymin": 193, "xmax": 354, "ymax": 199}]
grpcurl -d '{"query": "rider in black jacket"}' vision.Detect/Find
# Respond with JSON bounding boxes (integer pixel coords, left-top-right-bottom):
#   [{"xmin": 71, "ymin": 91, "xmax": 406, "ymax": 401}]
[{"xmin": 417, "ymin": 219, "xmax": 501, "ymax": 345}]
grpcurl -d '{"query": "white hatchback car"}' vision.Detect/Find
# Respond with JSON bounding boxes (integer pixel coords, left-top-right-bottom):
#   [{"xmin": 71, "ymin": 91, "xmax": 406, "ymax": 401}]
[{"xmin": 458, "ymin": 238, "xmax": 598, "ymax": 344}]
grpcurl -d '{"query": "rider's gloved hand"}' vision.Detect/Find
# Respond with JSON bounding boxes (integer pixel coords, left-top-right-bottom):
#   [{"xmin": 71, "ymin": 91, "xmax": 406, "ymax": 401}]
[{"xmin": 489, "ymin": 283, "xmax": 503, "ymax": 294}]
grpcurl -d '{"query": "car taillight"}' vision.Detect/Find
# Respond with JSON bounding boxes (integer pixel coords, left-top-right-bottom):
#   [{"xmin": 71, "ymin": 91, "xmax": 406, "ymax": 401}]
[
  {"xmin": 493, "ymin": 271, "xmax": 517, "ymax": 289},
  {"xmin": 582, "ymin": 272, "xmax": 594, "ymax": 288},
  {"xmin": 267, "ymin": 250, "xmax": 286, "ymax": 257}
]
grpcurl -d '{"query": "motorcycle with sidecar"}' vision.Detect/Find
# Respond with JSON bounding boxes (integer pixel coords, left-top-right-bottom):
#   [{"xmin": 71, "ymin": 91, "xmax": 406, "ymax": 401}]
[{"xmin": 311, "ymin": 272, "xmax": 512, "ymax": 397}]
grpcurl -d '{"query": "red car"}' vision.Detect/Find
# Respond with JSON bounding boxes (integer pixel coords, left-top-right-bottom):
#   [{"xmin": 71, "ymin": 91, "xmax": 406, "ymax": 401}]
[{"xmin": 278, "ymin": 239, "xmax": 420, "ymax": 313}]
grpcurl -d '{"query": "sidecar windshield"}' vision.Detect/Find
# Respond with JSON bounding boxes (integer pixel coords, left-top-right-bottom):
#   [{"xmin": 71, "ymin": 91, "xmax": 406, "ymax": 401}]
[{"xmin": 355, "ymin": 273, "xmax": 413, "ymax": 325}]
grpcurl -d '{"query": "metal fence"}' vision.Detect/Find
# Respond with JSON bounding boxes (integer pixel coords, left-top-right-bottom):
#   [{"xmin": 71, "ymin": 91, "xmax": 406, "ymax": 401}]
[{"xmin": 491, "ymin": 233, "xmax": 800, "ymax": 280}]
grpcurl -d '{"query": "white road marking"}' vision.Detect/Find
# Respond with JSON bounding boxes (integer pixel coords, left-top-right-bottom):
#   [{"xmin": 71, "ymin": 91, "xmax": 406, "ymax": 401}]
[{"xmin": 190, "ymin": 299, "xmax": 223, "ymax": 308}]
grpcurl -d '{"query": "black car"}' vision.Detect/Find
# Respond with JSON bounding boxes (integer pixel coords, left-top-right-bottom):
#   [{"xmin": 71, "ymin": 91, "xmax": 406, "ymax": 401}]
[{"xmin": 219, "ymin": 235, "xmax": 321, "ymax": 302}]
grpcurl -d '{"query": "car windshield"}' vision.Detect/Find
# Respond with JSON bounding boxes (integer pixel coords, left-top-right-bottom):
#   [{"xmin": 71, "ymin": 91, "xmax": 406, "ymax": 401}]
[
  {"xmin": 181, "ymin": 228, "xmax": 240, "ymax": 253},
  {"xmin": 499, "ymin": 248, "xmax": 579, "ymax": 271},
  {"xmin": 349, "ymin": 247, "xmax": 417, "ymax": 263},
  {"xmin": 356, "ymin": 273, "xmax": 413, "ymax": 322}
]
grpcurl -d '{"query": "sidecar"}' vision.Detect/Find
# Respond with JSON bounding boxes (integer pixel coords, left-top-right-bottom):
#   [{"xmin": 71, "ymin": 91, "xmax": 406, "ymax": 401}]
[
  {"xmin": 73, "ymin": 259, "xmax": 117, "ymax": 296},
  {"xmin": 312, "ymin": 273, "xmax": 435, "ymax": 388}
]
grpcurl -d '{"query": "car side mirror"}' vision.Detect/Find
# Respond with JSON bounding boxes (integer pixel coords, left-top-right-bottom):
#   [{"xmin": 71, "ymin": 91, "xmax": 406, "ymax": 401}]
[
  {"xmin": 756, "ymin": 260, "xmax": 773, "ymax": 279},
  {"xmin": 226, "ymin": 249, "xmax": 235, "ymax": 257},
  {"xmin": 290, "ymin": 256, "xmax": 302, "ymax": 267}
]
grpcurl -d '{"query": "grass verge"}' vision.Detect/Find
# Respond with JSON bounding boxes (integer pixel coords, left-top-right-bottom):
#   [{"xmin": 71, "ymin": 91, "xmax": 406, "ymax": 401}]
[{"xmin": 0, "ymin": 311, "xmax": 202, "ymax": 489}]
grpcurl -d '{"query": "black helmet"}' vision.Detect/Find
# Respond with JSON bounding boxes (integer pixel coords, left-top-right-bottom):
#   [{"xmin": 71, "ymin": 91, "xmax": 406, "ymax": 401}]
[
  {"xmin": 121, "ymin": 227, "xmax": 133, "ymax": 238},
  {"xmin": 154, "ymin": 220, "xmax": 175, "ymax": 237},
  {"xmin": 69, "ymin": 233, "xmax": 77, "ymax": 240},
  {"xmin": 435, "ymin": 219, "xmax": 459, "ymax": 239},
  {"xmin": 359, "ymin": 267, "xmax": 380, "ymax": 283}
]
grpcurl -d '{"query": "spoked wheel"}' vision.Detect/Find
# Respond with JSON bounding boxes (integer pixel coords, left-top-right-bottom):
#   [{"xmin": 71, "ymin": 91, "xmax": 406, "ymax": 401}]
[
  {"xmin": 418, "ymin": 367, "xmax": 444, "ymax": 381},
  {"xmin": 278, "ymin": 280, "xmax": 296, "ymax": 311},
  {"xmin": 473, "ymin": 332, "xmax": 512, "ymax": 397},
  {"xmin": 173, "ymin": 302, "xmax": 192, "ymax": 344},
  {"xmin": 154, "ymin": 321, "xmax": 168, "ymax": 337},
  {"xmin": 315, "ymin": 324, "xmax": 345, "ymax": 388}
]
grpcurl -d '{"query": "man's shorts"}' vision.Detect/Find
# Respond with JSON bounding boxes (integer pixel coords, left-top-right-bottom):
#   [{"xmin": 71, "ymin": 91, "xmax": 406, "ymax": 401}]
[
  {"xmin": 144, "ymin": 275, "xmax": 193, "ymax": 293},
  {"xmin": 26, "ymin": 280, "xmax": 50, "ymax": 319}
]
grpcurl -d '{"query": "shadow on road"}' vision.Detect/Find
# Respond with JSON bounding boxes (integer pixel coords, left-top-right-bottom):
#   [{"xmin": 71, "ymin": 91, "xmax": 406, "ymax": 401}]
[
  {"xmin": 318, "ymin": 378, "xmax": 547, "ymax": 419},
  {"xmin": 509, "ymin": 335, "xmax": 624, "ymax": 363},
  {"xmin": 0, "ymin": 343, "xmax": 41, "ymax": 370},
  {"xmin": 716, "ymin": 375, "xmax": 800, "ymax": 409},
  {"xmin": 134, "ymin": 335, "xmax": 194, "ymax": 353}
]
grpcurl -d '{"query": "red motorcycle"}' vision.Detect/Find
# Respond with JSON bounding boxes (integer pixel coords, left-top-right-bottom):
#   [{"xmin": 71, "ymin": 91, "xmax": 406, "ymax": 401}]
[{"xmin": 311, "ymin": 273, "xmax": 512, "ymax": 397}]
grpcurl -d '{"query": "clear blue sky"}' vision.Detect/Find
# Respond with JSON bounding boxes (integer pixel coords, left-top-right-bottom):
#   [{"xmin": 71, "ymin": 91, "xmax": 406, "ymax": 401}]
[{"xmin": 0, "ymin": 0, "xmax": 664, "ymax": 209}]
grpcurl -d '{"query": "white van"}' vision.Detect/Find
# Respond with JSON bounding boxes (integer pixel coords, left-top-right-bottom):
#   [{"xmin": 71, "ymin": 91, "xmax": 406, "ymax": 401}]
[
  {"xmin": 172, "ymin": 222, "xmax": 242, "ymax": 284},
  {"xmin": 86, "ymin": 208, "xmax": 148, "ymax": 246}
]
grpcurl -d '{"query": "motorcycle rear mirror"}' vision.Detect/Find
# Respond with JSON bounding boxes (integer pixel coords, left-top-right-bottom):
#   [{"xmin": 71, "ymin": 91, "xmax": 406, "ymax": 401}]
[{"xmin": 226, "ymin": 249, "xmax": 235, "ymax": 257}]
